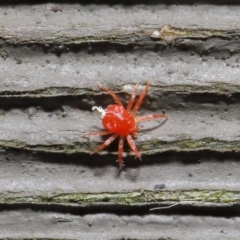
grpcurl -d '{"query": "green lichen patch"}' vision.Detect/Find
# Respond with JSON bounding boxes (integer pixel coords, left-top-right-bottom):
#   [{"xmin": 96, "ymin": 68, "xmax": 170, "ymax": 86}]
[
  {"xmin": 1, "ymin": 190, "xmax": 240, "ymax": 206},
  {"xmin": 138, "ymin": 138, "xmax": 240, "ymax": 153}
]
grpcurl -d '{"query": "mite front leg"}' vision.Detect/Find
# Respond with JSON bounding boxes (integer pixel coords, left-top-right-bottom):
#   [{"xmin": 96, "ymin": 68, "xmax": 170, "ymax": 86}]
[
  {"xmin": 132, "ymin": 81, "xmax": 150, "ymax": 116},
  {"xmin": 117, "ymin": 135, "xmax": 125, "ymax": 169},
  {"xmin": 92, "ymin": 133, "xmax": 118, "ymax": 154},
  {"xmin": 82, "ymin": 131, "xmax": 113, "ymax": 137},
  {"xmin": 135, "ymin": 114, "xmax": 168, "ymax": 123},
  {"xmin": 126, "ymin": 135, "xmax": 141, "ymax": 159},
  {"xmin": 98, "ymin": 83, "xmax": 123, "ymax": 106},
  {"xmin": 126, "ymin": 84, "xmax": 138, "ymax": 112}
]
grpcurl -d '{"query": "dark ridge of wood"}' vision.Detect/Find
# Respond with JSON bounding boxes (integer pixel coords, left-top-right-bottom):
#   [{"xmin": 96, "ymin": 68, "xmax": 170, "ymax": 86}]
[
  {"xmin": 0, "ymin": 84, "xmax": 240, "ymax": 110},
  {"xmin": 1, "ymin": 27, "xmax": 240, "ymax": 55},
  {"xmin": 0, "ymin": 0, "xmax": 239, "ymax": 5}
]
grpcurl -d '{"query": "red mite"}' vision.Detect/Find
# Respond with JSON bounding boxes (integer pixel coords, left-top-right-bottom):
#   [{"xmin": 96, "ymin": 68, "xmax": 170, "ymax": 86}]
[{"xmin": 83, "ymin": 81, "xmax": 168, "ymax": 169}]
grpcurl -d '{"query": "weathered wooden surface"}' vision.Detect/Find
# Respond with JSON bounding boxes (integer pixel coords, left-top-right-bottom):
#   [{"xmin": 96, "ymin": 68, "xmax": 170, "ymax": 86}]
[{"xmin": 0, "ymin": 2, "xmax": 240, "ymax": 239}]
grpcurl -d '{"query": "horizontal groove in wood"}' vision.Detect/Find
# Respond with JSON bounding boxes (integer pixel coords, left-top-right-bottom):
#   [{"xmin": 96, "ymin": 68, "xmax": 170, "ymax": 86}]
[{"xmin": 0, "ymin": 84, "xmax": 240, "ymax": 111}]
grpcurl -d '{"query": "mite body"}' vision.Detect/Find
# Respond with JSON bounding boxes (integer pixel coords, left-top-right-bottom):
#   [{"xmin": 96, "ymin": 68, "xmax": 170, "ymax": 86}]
[{"xmin": 83, "ymin": 81, "xmax": 168, "ymax": 169}]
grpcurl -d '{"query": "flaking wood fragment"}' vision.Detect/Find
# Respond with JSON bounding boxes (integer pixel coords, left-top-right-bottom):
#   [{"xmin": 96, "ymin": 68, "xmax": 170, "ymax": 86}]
[{"xmin": 150, "ymin": 25, "xmax": 239, "ymax": 42}]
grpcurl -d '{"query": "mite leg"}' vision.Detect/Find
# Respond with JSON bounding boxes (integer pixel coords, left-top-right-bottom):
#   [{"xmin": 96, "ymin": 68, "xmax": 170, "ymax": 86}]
[
  {"xmin": 117, "ymin": 135, "xmax": 125, "ymax": 169},
  {"xmin": 82, "ymin": 131, "xmax": 113, "ymax": 137},
  {"xmin": 92, "ymin": 133, "xmax": 118, "ymax": 154},
  {"xmin": 132, "ymin": 81, "xmax": 150, "ymax": 116},
  {"xmin": 135, "ymin": 114, "xmax": 168, "ymax": 123},
  {"xmin": 126, "ymin": 84, "xmax": 138, "ymax": 111},
  {"xmin": 126, "ymin": 135, "xmax": 141, "ymax": 159},
  {"xmin": 98, "ymin": 83, "xmax": 123, "ymax": 106}
]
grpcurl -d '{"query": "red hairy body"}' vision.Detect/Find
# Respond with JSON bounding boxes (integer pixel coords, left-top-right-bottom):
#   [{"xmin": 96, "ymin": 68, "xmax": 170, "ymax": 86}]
[{"xmin": 102, "ymin": 105, "xmax": 136, "ymax": 135}]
